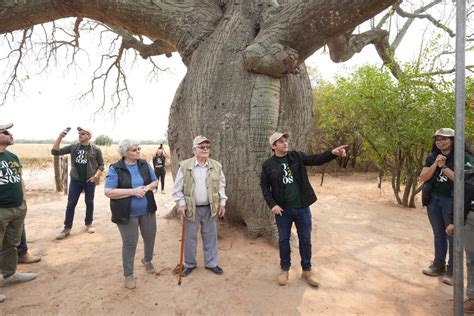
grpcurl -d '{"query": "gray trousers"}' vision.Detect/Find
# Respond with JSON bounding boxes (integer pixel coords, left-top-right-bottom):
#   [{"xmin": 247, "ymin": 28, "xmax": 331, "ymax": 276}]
[
  {"xmin": 0, "ymin": 201, "xmax": 27, "ymax": 277},
  {"xmin": 116, "ymin": 213, "xmax": 156, "ymax": 277},
  {"xmin": 185, "ymin": 205, "xmax": 218, "ymax": 268}
]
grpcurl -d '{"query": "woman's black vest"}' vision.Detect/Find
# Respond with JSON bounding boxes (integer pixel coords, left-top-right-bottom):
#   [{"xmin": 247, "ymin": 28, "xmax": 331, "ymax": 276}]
[{"xmin": 109, "ymin": 159, "xmax": 157, "ymax": 224}]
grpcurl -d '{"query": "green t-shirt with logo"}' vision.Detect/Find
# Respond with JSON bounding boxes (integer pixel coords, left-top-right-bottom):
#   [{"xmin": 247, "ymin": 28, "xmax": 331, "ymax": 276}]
[
  {"xmin": 74, "ymin": 145, "xmax": 90, "ymax": 181},
  {"xmin": 276, "ymin": 155, "xmax": 302, "ymax": 208},
  {"xmin": 0, "ymin": 150, "xmax": 23, "ymax": 207}
]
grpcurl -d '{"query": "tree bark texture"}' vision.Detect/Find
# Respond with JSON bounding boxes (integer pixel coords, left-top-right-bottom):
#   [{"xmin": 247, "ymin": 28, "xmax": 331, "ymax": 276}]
[{"xmin": 0, "ymin": 0, "xmax": 396, "ymax": 241}]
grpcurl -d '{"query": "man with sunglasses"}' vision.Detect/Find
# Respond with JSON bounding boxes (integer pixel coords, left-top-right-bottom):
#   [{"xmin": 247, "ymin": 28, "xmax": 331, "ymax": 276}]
[
  {"xmin": 260, "ymin": 132, "xmax": 347, "ymax": 287},
  {"xmin": 172, "ymin": 135, "xmax": 227, "ymax": 277},
  {"xmin": 0, "ymin": 123, "xmax": 37, "ymax": 302},
  {"xmin": 52, "ymin": 127, "xmax": 104, "ymax": 240}
]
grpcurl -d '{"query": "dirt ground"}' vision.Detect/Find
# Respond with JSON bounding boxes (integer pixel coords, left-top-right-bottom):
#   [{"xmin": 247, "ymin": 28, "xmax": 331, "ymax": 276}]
[{"xmin": 1, "ymin": 171, "xmax": 455, "ymax": 315}]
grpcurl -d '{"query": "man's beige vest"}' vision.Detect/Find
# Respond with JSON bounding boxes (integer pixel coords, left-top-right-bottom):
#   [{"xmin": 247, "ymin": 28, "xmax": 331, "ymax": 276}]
[{"xmin": 181, "ymin": 157, "xmax": 222, "ymax": 221}]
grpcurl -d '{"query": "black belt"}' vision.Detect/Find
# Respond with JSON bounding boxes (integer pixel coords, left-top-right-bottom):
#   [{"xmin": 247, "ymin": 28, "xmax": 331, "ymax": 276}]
[{"xmin": 196, "ymin": 204, "xmax": 210, "ymax": 207}]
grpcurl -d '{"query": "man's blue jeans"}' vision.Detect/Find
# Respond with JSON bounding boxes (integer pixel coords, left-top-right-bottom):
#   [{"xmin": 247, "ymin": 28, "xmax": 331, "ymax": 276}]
[
  {"xmin": 275, "ymin": 206, "xmax": 312, "ymax": 271},
  {"xmin": 427, "ymin": 194, "xmax": 453, "ymax": 271},
  {"xmin": 64, "ymin": 179, "xmax": 96, "ymax": 229}
]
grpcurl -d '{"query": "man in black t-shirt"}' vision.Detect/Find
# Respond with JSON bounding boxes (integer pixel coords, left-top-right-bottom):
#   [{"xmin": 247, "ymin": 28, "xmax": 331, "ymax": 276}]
[
  {"xmin": 260, "ymin": 132, "xmax": 347, "ymax": 287},
  {"xmin": 0, "ymin": 123, "xmax": 37, "ymax": 302},
  {"xmin": 152, "ymin": 148, "xmax": 166, "ymax": 194}
]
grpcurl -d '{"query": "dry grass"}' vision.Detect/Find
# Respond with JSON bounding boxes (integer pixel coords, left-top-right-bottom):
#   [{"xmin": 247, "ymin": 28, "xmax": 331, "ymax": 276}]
[{"xmin": 10, "ymin": 144, "xmax": 169, "ymax": 169}]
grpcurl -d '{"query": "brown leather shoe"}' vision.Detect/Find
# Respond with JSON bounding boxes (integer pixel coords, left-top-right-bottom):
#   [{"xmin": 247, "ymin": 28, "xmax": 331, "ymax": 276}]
[
  {"xmin": 302, "ymin": 270, "xmax": 319, "ymax": 287},
  {"xmin": 18, "ymin": 252, "xmax": 41, "ymax": 264},
  {"xmin": 277, "ymin": 270, "xmax": 289, "ymax": 286},
  {"xmin": 465, "ymin": 298, "xmax": 474, "ymax": 314}
]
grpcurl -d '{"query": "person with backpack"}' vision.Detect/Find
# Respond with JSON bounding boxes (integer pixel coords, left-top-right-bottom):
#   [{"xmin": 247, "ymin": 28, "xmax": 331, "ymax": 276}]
[
  {"xmin": 420, "ymin": 128, "xmax": 473, "ymax": 286},
  {"xmin": 152, "ymin": 147, "xmax": 167, "ymax": 194},
  {"xmin": 444, "ymin": 146, "xmax": 474, "ymax": 313}
]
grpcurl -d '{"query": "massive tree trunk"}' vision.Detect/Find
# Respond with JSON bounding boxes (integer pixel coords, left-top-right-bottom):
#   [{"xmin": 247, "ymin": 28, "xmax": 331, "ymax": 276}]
[
  {"xmin": 0, "ymin": 0, "xmax": 396, "ymax": 242},
  {"xmin": 168, "ymin": 3, "xmax": 312, "ymax": 239}
]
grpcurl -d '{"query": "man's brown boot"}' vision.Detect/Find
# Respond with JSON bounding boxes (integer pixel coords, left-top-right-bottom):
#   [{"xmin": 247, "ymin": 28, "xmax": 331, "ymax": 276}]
[
  {"xmin": 302, "ymin": 270, "xmax": 319, "ymax": 287},
  {"xmin": 277, "ymin": 270, "xmax": 289, "ymax": 286},
  {"xmin": 18, "ymin": 252, "xmax": 41, "ymax": 264}
]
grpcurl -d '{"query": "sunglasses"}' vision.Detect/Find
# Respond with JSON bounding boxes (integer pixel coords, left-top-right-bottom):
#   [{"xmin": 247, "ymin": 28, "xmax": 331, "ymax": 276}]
[
  {"xmin": 127, "ymin": 147, "xmax": 141, "ymax": 152},
  {"xmin": 79, "ymin": 132, "xmax": 90, "ymax": 136},
  {"xmin": 196, "ymin": 145, "xmax": 211, "ymax": 150},
  {"xmin": 1, "ymin": 130, "xmax": 11, "ymax": 136}
]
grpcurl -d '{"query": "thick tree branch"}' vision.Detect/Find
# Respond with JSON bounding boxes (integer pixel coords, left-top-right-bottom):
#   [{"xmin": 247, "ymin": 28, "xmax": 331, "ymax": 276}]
[
  {"xmin": 243, "ymin": 0, "xmax": 397, "ymax": 78},
  {"xmin": 327, "ymin": 29, "xmax": 389, "ymax": 63},
  {"xmin": 0, "ymin": 0, "xmax": 223, "ymax": 63}
]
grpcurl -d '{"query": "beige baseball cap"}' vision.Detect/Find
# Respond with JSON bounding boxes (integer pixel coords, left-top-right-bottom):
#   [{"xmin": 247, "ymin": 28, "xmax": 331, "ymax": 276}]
[
  {"xmin": 193, "ymin": 135, "xmax": 211, "ymax": 147},
  {"xmin": 433, "ymin": 128, "xmax": 454, "ymax": 138},
  {"xmin": 0, "ymin": 123, "xmax": 13, "ymax": 130},
  {"xmin": 269, "ymin": 132, "xmax": 289, "ymax": 146},
  {"xmin": 77, "ymin": 127, "xmax": 92, "ymax": 135}
]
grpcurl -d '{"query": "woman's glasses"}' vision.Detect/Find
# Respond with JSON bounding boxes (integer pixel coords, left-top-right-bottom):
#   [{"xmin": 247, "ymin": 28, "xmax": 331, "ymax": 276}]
[
  {"xmin": 127, "ymin": 147, "xmax": 141, "ymax": 152},
  {"xmin": 1, "ymin": 130, "xmax": 11, "ymax": 136}
]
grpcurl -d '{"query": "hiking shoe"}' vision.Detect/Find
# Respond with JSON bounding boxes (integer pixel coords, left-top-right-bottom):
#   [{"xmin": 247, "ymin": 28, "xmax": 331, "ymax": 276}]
[
  {"xmin": 302, "ymin": 270, "xmax": 320, "ymax": 287},
  {"xmin": 277, "ymin": 270, "xmax": 289, "ymax": 286},
  {"xmin": 422, "ymin": 262, "xmax": 445, "ymax": 276},
  {"xmin": 465, "ymin": 298, "xmax": 474, "ymax": 314},
  {"xmin": 56, "ymin": 228, "xmax": 71, "ymax": 240},
  {"xmin": 124, "ymin": 275, "xmax": 136, "ymax": 290},
  {"xmin": 442, "ymin": 270, "xmax": 454, "ymax": 286},
  {"xmin": 0, "ymin": 272, "xmax": 37, "ymax": 287},
  {"xmin": 85, "ymin": 225, "xmax": 95, "ymax": 234},
  {"xmin": 0, "ymin": 293, "xmax": 5, "ymax": 302},
  {"xmin": 18, "ymin": 252, "xmax": 41, "ymax": 264},
  {"xmin": 141, "ymin": 259, "xmax": 155, "ymax": 274}
]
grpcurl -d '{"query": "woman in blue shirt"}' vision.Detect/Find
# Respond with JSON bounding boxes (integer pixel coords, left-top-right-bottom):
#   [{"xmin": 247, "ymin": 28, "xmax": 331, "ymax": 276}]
[{"xmin": 105, "ymin": 139, "xmax": 158, "ymax": 290}]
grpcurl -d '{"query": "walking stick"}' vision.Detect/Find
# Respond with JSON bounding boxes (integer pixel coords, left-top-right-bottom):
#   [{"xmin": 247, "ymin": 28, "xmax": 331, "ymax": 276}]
[{"xmin": 178, "ymin": 217, "xmax": 186, "ymax": 286}]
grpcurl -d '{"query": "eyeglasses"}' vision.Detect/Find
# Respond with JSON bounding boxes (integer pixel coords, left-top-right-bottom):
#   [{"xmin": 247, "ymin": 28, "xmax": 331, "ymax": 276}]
[
  {"xmin": 196, "ymin": 145, "xmax": 211, "ymax": 150},
  {"xmin": 79, "ymin": 132, "xmax": 89, "ymax": 136},
  {"xmin": 1, "ymin": 130, "xmax": 11, "ymax": 136},
  {"xmin": 435, "ymin": 137, "xmax": 450, "ymax": 142},
  {"xmin": 127, "ymin": 147, "xmax": 141, "ymax": 152}
]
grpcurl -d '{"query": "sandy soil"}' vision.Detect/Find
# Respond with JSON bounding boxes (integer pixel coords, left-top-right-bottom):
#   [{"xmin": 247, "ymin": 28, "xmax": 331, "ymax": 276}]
[{"xmin": 0, "ymin": 171, "xmax": 455, "ymax": 315}]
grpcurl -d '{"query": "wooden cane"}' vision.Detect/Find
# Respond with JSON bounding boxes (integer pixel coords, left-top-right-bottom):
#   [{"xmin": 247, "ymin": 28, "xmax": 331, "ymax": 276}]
[{"xmin": 178, "ymin": 217, "xmax": 186, "ymax": 286}]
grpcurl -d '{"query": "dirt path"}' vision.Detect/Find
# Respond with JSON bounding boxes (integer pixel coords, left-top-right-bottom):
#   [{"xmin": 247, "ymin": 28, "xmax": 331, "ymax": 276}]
[{"xmin": 1, "ymin": 172, "xmax": 453, "ymax": 315}]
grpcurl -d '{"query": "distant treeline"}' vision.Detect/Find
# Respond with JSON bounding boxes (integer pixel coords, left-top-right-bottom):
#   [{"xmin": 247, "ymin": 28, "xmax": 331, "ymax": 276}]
[{"xmin": 15, "ymin": 139, "xmax": 168, "ymax": 145}]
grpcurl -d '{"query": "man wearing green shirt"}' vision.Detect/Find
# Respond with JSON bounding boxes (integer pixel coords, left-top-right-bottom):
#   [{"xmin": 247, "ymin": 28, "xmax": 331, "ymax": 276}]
[
  {"xmin": 0, "ymin": 123, "xmax": 37, "ymax": 302},
  {"xmin": 52, "ymin": 127, "xmax": 104, "ymax": 240},
  {"xmin": 260, "ymin": 132, "xmax": 347, "ymax": 287}
]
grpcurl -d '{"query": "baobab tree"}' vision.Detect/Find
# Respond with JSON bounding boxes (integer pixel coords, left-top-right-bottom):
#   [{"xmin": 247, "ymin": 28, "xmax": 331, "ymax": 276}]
[{"xmin": 0, "ymin": 0, "xmax": 397, "ymax": 241}]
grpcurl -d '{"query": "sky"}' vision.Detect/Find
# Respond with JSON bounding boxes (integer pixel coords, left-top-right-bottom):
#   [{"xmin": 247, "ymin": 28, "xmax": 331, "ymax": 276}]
[{"xmin": 0, "ymin": 5, "xmax": 465, "ymax": 142}]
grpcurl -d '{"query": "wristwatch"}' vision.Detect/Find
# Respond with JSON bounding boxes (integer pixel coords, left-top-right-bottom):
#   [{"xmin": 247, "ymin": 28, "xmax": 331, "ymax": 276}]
[{"xmin": 440, "ymin": 164, "xmax": 448, "ymax": 169}]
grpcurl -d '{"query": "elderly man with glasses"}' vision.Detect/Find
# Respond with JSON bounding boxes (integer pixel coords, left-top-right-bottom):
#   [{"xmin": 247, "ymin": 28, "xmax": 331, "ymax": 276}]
[
  {"xmin": 51, "ymin": 127, "xmax": 104, "ymax": 239},
  {"xmin": 172, "ymin": 135, "xmax": 227, "ymax": 277},
  {"xmin": 0, "ymin": 123, "xmax": 37, "ymax": 302}
]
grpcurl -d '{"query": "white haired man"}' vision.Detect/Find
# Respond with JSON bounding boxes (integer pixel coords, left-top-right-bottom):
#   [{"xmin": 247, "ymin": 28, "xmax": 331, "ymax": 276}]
[{"xmin": 172, "ymin": 135, "xmax": 227, "ymax": 277}]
